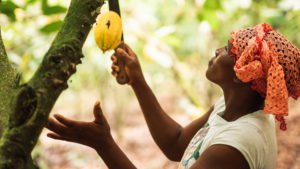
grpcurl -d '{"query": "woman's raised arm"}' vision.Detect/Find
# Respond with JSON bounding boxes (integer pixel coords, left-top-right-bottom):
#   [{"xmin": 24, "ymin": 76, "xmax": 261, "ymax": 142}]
[{"xmin": 112, "ymin": 43, "xmax": 214, "ymax": 161}]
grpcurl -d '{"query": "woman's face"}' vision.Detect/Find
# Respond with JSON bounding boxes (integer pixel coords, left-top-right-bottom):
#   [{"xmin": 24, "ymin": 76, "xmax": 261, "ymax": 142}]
[{"xmin": 206, "ymin": 41, "xmax": 236, "ymax": 85}]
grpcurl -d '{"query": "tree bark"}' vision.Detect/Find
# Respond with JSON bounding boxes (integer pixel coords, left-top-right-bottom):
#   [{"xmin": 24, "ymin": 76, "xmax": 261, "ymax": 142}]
[
  {"xmin": 0, "ymin": 27, "xmax": 18, "ymax": 138},
  {"xmin": 0, "ymin": 0, "xmax": 104, "ymax": 168}
]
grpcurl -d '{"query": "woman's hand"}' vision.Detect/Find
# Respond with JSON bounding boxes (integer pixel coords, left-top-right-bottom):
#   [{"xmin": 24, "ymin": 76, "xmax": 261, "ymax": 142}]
[
  {"xmin": 111, "ymin": 42, "xmax": 145, "ymax": 86},
  {"xmin": 46, "ymin": 101, "xmax": 113, "ymax": 150}
]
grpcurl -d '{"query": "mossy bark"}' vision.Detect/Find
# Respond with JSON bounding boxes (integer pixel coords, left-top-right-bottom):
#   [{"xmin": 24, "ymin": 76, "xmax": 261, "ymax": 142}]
[
  {"xmin": 0, "ymin": 28, "xmax": 19, "ymax": 139},
  {"xmin": 0, "ymin": 0, "xmax": 104, "ymax": 168}
]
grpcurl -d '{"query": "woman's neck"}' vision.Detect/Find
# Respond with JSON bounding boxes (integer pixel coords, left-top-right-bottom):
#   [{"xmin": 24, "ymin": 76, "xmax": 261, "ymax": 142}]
[{"xmin": 221, "ymin": 85, "xmax": 264, "ymax": 122}]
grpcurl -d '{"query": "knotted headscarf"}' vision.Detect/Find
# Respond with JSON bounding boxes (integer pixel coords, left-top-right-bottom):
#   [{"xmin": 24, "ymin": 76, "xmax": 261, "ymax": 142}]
[{"xmin": 230, "ymin": 23, "xmax": 300, "ymax": 130}]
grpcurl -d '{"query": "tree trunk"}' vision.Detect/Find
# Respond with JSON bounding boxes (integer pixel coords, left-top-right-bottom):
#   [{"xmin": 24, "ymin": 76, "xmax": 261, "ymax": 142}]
[{"xmin": 0, "ymin": 0, "xmax": 104, "ymax": 168}]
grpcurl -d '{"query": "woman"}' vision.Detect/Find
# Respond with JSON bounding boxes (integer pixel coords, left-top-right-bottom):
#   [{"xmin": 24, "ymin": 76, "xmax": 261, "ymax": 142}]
[{"xmin": 46, "ymin": 23, "xmax": 299, "ymax": 169}]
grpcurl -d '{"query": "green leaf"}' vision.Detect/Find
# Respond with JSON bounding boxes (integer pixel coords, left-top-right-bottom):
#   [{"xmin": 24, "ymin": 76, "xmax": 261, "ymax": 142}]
[
  {"xmin": 25, "ymin": 0, "xmax": 38, "ymax": 7},
  {"xmin": 42, "ymin": 5, "xmax": 67, "ymax": 15},
  {"xmin": 40, "ymin": 20, "xmax": 63, "ymax": 33},
  {"xmin": 267, "ymin": 15, "xmax": 286, "ymax": 29},
  {"xmin": 203, "ymin": 0, "xmax": 222, "ymax": 10},
  {"xmin": 26, "ymin": 0, "xmax": 37, "ymax": 4},
  {"xmin": 161, "ymin": 35, "xmax": 182, "ymax": 48},
  {"xmin": 197, "ymin": 9, "xmax": 219, "ymax": 30},
  {"xmin": 41, "ymin": 0, "xmax": 67, "ymax": 15},
  {"xmin": 197, "ymin": 0, "xmax": 221, "ymax": 30},
  {"xmin": 0, "ymin": 1, "xmax": 19, "ymax": 21}
]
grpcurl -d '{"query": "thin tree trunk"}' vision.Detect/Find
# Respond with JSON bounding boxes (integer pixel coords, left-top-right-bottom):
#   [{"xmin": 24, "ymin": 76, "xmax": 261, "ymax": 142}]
[
  {"xmin": 0, "ymin": 0, "xmax": 104, "ymax": 168},
  {"xmin": 0, "ymin": 27, "xmax": 18, "ymax": 138}
]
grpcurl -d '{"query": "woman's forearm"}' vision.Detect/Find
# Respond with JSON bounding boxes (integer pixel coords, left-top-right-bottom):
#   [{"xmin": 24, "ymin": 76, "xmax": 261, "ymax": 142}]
[
  {"xmin": 131, "ymin": 80, "xmax": 183, "ymax": 160},
  {"xmin": 95, "ymin": 140, "xmax": 137, "ymax": 169}
]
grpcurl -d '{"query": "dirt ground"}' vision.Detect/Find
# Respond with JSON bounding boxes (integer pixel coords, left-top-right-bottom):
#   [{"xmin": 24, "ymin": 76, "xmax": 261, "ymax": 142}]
[
  {"xmin": 38, "ymin": 95, "xmax": 300, "ymax": 169},
  {"xmin": 275, "ymin": 98, "xmax": 300, "ymax": 169}
]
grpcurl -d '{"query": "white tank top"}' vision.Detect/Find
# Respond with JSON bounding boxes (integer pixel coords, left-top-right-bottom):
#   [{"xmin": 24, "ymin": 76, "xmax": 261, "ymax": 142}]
[{"xmin": 178, "ymin": 96, "xmax": 277, "ymax": 169}]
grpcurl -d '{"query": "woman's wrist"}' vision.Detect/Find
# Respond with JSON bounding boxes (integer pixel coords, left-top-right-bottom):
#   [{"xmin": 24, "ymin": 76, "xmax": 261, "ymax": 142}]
[
  {"xmin": 94, "ymin": 139, "xmax": 137, "ymax": 169},
  {"xmin": 92, "ymin": 137, "xmax": 117, "ymax": 154},
  {"xmin": 131, "ymin": 76, "xmax": 147, "ymax": 89}
]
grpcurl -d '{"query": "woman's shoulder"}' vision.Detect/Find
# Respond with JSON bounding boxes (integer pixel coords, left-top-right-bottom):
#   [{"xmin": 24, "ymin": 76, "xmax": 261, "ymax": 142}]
[
  {"xmin": 237, "ymin": 110, "xmax": 276, "ymax": 134},
  {"xmin": 202, "ymin": 111, "xmax": 277, "ymax": 169}
]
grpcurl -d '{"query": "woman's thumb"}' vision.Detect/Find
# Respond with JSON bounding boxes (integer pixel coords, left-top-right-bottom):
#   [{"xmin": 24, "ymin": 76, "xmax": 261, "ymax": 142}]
[
  {"xmin": 93, "ymin": 101, "xmax": 103, "ymax": 123},
  {"xmin": 116, "ymin": 48, "xmax": 132, "ymax": 64}
]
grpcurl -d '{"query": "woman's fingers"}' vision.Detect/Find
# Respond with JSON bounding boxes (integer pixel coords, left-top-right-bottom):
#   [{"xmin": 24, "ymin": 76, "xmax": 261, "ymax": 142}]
[
  {"xmin": 111, "ymin": 54, "xmax": 118, "ymax": 64},
  {"xmin": 111, "ymin": 65, "xmax": 120, "ymax": 72},
  {"xmin": 47, "ymin": 132, "xmax": 72, "ymax": 142},
  {"xmin": 111, "ymin": 54, "xmax": 120, "ymax": 77},
  {"xmin": 111, "ymin": 71, "xmax": 118, "ymax": 77},
  {"xmin": 47, "ymin": 117, "xmax": 70, "ymax": 136},
  {"xmin": 54, "ymin": 114, "xmax": 76, "ymax": 128}
]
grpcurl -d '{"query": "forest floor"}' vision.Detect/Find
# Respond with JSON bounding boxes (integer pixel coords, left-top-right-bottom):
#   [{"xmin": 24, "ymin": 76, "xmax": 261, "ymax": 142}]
[{"xmin": 37, "ymin": 91, "xmax": 300, "ymax": 169}]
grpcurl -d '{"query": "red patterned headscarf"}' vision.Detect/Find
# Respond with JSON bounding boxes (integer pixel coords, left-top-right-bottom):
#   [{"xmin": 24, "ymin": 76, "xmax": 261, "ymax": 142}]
[{"xmin": 230, "ymin": 23, "xmax": 300, "ymax": 130}]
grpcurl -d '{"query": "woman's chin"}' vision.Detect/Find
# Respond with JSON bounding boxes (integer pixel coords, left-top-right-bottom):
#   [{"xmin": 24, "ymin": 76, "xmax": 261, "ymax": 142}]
[
  {"xmin": 205, "ymin": 67, "xmax": 213, "ymax": 81},
  {"xmin": 206, "ymin": 67, "xmax": 218, "ymax": 83}
]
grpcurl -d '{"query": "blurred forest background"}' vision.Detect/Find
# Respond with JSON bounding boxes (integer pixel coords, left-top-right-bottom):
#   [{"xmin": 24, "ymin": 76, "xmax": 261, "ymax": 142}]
[{"xmin": 1, "ymin": 0, "xmax": 300, "ymax": 168}]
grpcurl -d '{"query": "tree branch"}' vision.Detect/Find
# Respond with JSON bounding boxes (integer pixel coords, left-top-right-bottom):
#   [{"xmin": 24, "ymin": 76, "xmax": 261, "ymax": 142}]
[
  {"xmin": 0, "ymin": 0, "xmax": 104, "ymax": 168},
  {"xmin": 0, "ymin": 27, "xmax": 18, "ymax": 137}
]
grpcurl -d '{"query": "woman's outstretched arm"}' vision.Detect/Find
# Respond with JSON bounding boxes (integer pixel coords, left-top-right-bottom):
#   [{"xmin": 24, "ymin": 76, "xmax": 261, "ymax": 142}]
[{"xmin": 46, "ymin": 101, "xmax": 137, "ymax": 169}]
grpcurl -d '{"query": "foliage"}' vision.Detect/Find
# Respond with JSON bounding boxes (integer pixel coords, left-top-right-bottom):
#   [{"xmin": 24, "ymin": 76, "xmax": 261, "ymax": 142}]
[{"xmin": 1, "ymin": 0, "xmax": 299, "ymax": 168}]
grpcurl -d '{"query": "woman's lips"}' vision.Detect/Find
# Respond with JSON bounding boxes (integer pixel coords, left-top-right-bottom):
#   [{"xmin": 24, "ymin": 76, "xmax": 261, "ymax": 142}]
[{"xmin": 208, "ymin": 57, "xmax": 215, "ymax": 66}]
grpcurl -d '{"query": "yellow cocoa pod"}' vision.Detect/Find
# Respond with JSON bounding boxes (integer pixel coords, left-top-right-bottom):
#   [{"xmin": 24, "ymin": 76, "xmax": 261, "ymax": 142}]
[{"xmin": 94, "ymin": 11, "xmax": 122, "ymax": 53}]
